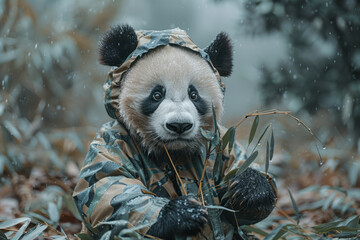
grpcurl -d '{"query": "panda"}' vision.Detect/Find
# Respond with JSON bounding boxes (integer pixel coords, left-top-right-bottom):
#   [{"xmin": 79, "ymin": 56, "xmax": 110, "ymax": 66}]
[{"xmin": 73, "ymin": 25, "xmax": 277, "ymax": 240}]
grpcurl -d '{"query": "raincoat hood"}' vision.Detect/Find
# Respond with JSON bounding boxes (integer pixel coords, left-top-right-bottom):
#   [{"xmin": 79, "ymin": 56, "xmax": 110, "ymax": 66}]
[{"xmin": 103, "ymin": 28, "xmax": 225, "ymax": 120}]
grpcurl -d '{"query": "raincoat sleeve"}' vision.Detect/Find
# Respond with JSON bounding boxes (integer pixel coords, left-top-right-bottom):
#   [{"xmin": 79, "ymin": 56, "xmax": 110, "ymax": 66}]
[{"xmin": 72, "ymin": 121, "xmax": 169, "ymax": 237}]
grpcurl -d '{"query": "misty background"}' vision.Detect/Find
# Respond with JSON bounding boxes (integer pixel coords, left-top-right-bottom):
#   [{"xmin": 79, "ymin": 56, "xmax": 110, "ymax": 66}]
[{"xmin": 1, "ymin": 0, "xmax": 359, "ymax": 238}]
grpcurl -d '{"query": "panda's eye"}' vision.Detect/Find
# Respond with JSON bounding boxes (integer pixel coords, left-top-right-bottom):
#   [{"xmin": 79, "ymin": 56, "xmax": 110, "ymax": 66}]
[
  {"xmin": 153, "ymin": 92, "xmax": 163, "ymax": 101},
  {"xmin": 190, "ymin": 91, "xmax": 198, "ymax": 100}
]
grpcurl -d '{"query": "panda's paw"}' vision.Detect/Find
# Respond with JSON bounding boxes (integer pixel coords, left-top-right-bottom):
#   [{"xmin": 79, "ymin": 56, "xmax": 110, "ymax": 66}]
[
  {"xmin": 223, "ymin": 168, "xmax": 277, "ymax": 226},
  {"xmin": 147, "ymin": 195, "xmax": 208, "ymax": 239}
]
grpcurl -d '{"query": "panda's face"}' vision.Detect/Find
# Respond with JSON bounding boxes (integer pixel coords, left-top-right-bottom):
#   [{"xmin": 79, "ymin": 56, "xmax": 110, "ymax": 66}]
[{"xmin": 119, "ymin": 45, "xmax": 224, "ymax": 152}]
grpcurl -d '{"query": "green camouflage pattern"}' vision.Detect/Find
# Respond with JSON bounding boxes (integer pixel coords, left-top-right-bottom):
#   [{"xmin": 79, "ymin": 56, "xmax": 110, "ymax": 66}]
[
  {"xmin": 73, "ymin": 120, "xmax": 246, "ymax": 239},
  {"xmin": 103, "ymin": 28, "xmax": 225, "ymax": 120},
  {"xmin": 74, "ymin": 28, "xmax": 255, "ymax": 239}
]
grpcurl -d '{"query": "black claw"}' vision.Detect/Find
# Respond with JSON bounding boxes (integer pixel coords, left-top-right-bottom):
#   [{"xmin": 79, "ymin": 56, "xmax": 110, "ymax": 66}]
[
  {"xmin": 147, "ymin": 196, "xmax": 208, "ymax": 239},
  {"xmin": 221, "ymin": 168, "xmax": 277, "ymax": 226}
]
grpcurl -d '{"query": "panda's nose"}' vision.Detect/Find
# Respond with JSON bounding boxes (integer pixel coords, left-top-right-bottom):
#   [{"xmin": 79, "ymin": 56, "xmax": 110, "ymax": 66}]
[{"xmin": 166, "ymin": 122, "xmax": 193, "ymax": 134}]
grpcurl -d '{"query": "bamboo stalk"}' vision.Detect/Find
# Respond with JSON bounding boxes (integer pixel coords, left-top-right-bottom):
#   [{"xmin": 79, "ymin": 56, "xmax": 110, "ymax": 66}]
[{"xmin": 162, "ymin": 142, "xmax": 187, "ymax": 196}]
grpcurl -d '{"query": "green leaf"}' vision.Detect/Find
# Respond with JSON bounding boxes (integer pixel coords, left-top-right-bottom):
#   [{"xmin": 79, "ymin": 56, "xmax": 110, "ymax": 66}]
[
  {"xmin": 265, "ymin": 141, "xmax": 270, "ymax": 174},
  {"xmin": 205, "ymin": 205, "xmax": 238, "ymax": 213},
  {"xmin": 248, "ymin": 115, "xmax": 259, "ymax": 146},
  {"xmin": 48, "ymin": 202, "xmax": 60, "ymax": 224},
  {"xmin": 349, "ymin": 161, "xmax": 359, "ymax": 187},
  {"xmin": 9, "ymin": 219, "xmax": 30, "ymax": 240},
  {"xmin": 118, "ymin": 221, "xmax": 154, "ymax": 238},
  {"xmin": 333, "ymin": 231, "xmax": 360, "ymax": 238},
  {"xmin": 222, "ymin": 127, "xmax": 235, "ymax": 152},
  {"xmin": 211, "ymin": 105, "xmax": 219, "ymax": 136},
  {"xmin": 4, "ymin": 120, "xmax": 22, "ymax": 140},
  {"xmin": 26, "ymin": 212, "xmax": 52, "ymax": 225},
  {"xmin": 322, "ymin": 192, "xmax": 336, "ymax": 211},
  {"xmin": 201, "ymin": 128, "xmax": 214, "ymax": 141},
  {"xmin": 236, "ymin": 151, "xmax": 258, "ymax": 176},
  {"xmin": 252, "ymin": 125, "xmax": 270, "ymax": 153},
  {"xmin": 99, "ymin": 220, "xmax": 129, "ymax": 226},
  {"xmin": 223, "ymin": 168, "xmax": 238, "ymax": 182},
  {"xmin": 21, "ymin": 224, "xmax": 47, "ymax": 240},
  {"xmin": 263, "ymin": 224, "xmax": 289, "ymax": 240},
  {"xmin": 341, "ymin": 201, "xmax": 353, "ymax": 215},
  {"xmin": 313, "ymin": 215, "xmax": 360, "ymax": 233},
  {"xmin": 237, "ymin": 228, "xmax": 250, "ymax": 240},
  {"xmin": 76, "ymin": 233, "xmax": 93, "ymax": 240},
  {"xmin": 63, "ymin": 194, "xmax": 82, "ymax": 220},
  {"xmin": 99, "ymin": 231, "xmax": 111, "ymax": 240},
  {"xmin": 0, "ymin": 217, "xmax": 30, "ymax": 229},
  {"xmin": 228, "ymin": 128, "xmax": 236, "ymax": 154},
  {"xmin": 221, "ymin": 191, "xmax": 232, "ymax": 203},
  {"xmin": 240, "ymin": 225, "xmax": 268, "ymax": 237},
  {"xmin": 270, "ymin": 130, "xmax": 274, "ymax": 160},
  {"xmin": 288, "ymin": 189, "xmax": 301, "ymax": 224}
]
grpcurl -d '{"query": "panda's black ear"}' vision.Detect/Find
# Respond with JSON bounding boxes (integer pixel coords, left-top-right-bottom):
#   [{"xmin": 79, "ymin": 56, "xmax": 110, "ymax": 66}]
[
  {"xmin": 99, "ymin": 24, "xmax": 138, "ymax": 67},
  {"xmin": 204, "ymin": 32, "xmax": 233, "ymax": 77}
]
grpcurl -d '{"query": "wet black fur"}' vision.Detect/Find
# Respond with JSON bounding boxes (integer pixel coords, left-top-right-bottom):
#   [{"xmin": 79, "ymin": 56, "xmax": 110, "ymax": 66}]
[
  {"xmin": 147, "ymin": 195, "xmax": 207, "ymax": 240},
  {"xmin": 141, "ymin": 85, "xmax": 166, "ymax": 116},
  {"xmin": 220, "ymin": 168, "xmax": 277, "ymax": 226},
  {"xmin": 99, "ymin": 24, "xmax": 138, "ymax": 67},
  {"xmin": 204, "ymin": 32, "xmax": 233, "ymax": 77},
  {"xmin": 188, "ymin": 85, "xmax": 208, "ymax": 115}
]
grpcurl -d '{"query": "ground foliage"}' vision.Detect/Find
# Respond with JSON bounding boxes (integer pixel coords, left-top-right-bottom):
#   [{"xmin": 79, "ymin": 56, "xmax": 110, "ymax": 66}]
[{"xmin": 0, "ymin": 0, "xmax": 360, "ymax": 239}]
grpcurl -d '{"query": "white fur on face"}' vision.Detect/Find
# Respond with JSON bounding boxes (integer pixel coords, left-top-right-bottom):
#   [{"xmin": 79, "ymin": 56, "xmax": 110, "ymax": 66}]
[
  {"xmin": 150, "ymin": 98, "xmax": 200, "ymax": 150},
  {"xmin": 119, "ymin": 46, "xmax": 224, "ymax": 152}
]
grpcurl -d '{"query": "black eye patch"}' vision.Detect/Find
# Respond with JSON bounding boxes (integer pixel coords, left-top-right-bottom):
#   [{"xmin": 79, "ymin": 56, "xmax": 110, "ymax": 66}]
[
  {"xmin": 141, "ymin": 85, "xmax": 166, "ymax": 116},
  {"xmin": 188, "ymin": 85, "xmax": 208, "ymax": 115}
]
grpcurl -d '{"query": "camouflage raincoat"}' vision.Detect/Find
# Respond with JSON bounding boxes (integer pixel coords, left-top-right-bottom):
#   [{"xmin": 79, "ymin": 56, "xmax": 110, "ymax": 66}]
[{"xmin": 73, "ymin": 29, "xmax": 248, "ymax": 239}]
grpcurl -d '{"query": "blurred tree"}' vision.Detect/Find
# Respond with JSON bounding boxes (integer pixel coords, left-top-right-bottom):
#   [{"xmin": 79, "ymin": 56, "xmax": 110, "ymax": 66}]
[
  {"xmin": 0, "ymin": 0, "xmax": 121, "ymax": 175},
  {"xmin": 242, "ymin": 0, "xmax": 360, "ymax": 144}
]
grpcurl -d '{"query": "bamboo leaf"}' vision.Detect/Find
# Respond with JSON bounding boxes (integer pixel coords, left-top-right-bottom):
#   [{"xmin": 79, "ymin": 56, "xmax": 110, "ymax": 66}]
[
  {"xmin": 252, "ymin": 125, "xmax": 270, "ymax": 153},
  {"xmin": 48, "ymin": 202, "xmax": 60, "ymax": 224},
  {"xmin": 322, "ymin": 192, "xmax": 336, "ymax": 211},
  {"xmin": 240, "ymin": 225, "xmax": 268, "ymax": 237},
  {"xmin": 228, "ymin": 127, "xmax": 236, "ymax": 154},
  {"xmin": 270, "ymin": 130, "xmax": 274, "ymax": 160},
  {"xmin": 201, "ymin": 128, "xmax": 214, "ymax": 141},
  {"xmin": 237, "ymin": 228, "xmax": 250, "ymax": 240},
  {"xmin": 205, "ymin": 205, "xmax": 238, "ymax": 213},
  {"xmin": 9, "ymin": 219, "xmax": 30, "ymax": 240},
  {"xmin": 4, "ymin": 120, "xmax": 22, "ymax": 140},
  {"xmin": 211, "ymin": 105, "xmax": 218, "ymax": 136},
  {"xmin": 313, "ymin": 215, "xmax": 360, "ymax": 233},
  {"xmin": 221, "ymin": 191, "xmax": 232, "ymax": 203},
  {"xmin": 63, "ymin": 194, "xmax": 82, "ymax": 220},
  {"xmin": 333, "ymin": 231, "xmax": 360, "ymax": 238},
  {"xmin": 99, "ymin": 231, "xmax": 111, "ymax": 240},
  {"xmin": 0, "ymin": 217, "xmax": 30, "ymax": 229},
  {"xmin": 223, "ymin": 168, "xmax": 238, "ymax": 182},
  {"xmin": 263, "ymin": 224, "xmax": 289, "ymax": 240},
  {"xmin": 265, "ymin": 141, "xmax": 270, "ymax": 174},
  {"xmin": 349, "ymin": 161, "xmax": 359, "ymax": 187},
  {"xmin": 77, "ymin": 233, "xmax": 93, "ymax": 240},
  {"xmin": 222, "ymin": 127, "xmax": 235, "ymax": 151},
  {"xmin": 288, "ymin": 189, "xmax": 301, "ymax": 224},
  {"xmin": 236, "ymin": 151, "xmax": 258, "ymax": 176},
  {"xmin": 248, "ymin": 115, "xmax": 259, "ymax": 146},
  {"xmin": 21, "ymin": 224, "xmax": 47, "ymax": 240}
]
